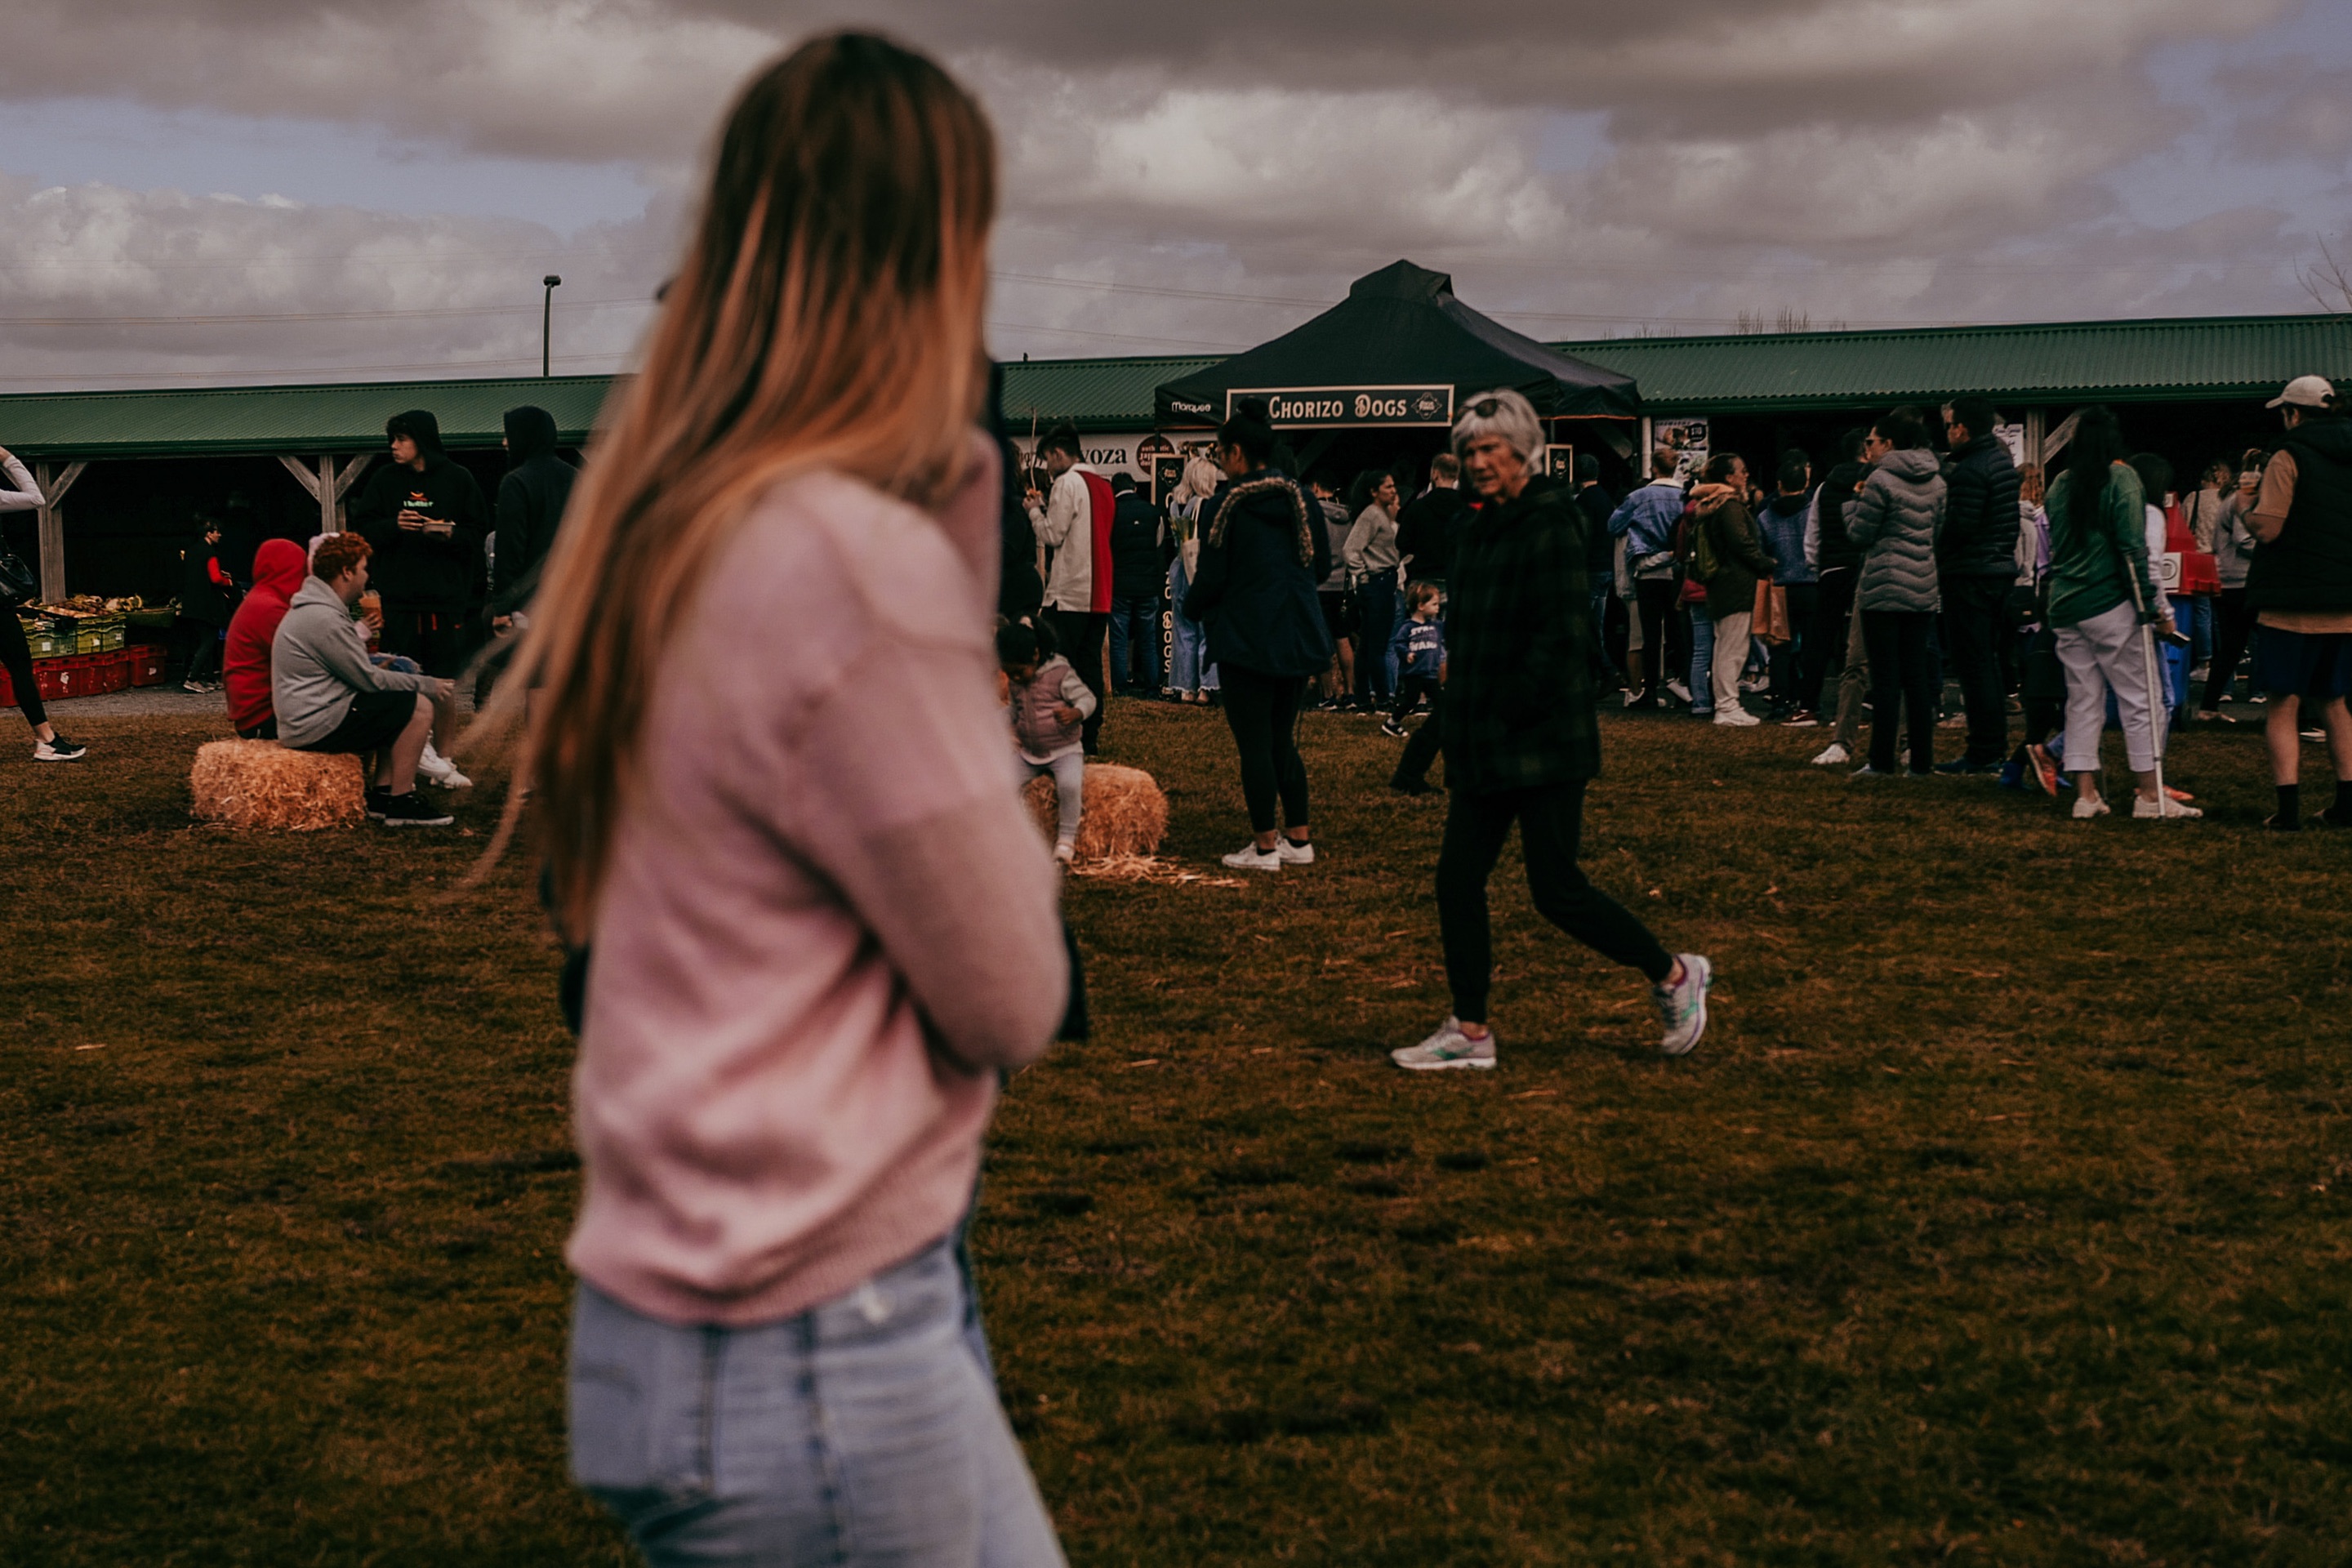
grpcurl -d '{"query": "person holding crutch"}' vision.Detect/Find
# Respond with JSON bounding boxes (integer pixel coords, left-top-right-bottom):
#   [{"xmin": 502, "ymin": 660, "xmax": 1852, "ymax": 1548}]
[{"xmin": 2042, "ymin": 406, "xmax": 2200, "ymax": 820}]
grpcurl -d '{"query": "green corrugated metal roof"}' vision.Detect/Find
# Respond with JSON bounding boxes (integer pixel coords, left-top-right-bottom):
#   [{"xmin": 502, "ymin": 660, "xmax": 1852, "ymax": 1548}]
[
  {"xmin": 1550, "ymin": 314, "xmax": 2352, "ymax": 414},
  {"xmin": 1, "ymin": 313, "xmax": 2341, "ymax": 459},
  {"xmin": 998, "ymin": 354, "xmax": 1223, "ymax": 430},
  {"xmin": 0, "ymin": 373, "xmax": 618, "ymax": 460}
]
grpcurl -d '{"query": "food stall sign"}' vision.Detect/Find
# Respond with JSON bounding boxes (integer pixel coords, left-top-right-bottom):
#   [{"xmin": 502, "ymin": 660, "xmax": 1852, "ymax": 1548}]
[{"xmin": 1228, "ymin": 385, "xmax": 1456, "ymax": 428}]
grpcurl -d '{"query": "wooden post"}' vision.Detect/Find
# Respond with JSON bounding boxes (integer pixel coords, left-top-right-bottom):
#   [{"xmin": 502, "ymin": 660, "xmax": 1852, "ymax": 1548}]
[
  {"xmin": 33, "ymin": 461, "xmax": 87, "ymax": 604},
  {"xmin": 331, "ymin": 453, "xmax": 372, "ymax": 531},
  {"xmin": 2024, "ymin": 410, "xmax": 2046, "ymax": 474}
]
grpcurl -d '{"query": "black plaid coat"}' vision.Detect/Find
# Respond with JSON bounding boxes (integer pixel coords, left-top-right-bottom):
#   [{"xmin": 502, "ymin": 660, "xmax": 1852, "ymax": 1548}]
[{"xmin": 1440, "ymin": 480, "xmax": 1602, "ymax": 795}]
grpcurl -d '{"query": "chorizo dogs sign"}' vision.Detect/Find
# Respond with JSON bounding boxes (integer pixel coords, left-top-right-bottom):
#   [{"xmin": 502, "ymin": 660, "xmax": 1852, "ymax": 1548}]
[{"xmin": 1228, "ymin": 385, "xmax": 1455, "ymax": 428}]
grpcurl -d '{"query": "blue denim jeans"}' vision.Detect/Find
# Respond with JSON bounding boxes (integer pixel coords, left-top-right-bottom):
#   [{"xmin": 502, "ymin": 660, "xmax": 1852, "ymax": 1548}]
[
  {"xmin": 570, "ymin": 1240, "xmax": 1064, "ymax": 1567},
  {"xmin": 1687, "ymin": 604, "xmax": 1716, "ymax": 715},
  {"xmin": 1106, "ymin": 592, "xmax": 1161, "ymax": 691},
  {"xmin": 1167, "ymin": 557, "xmax": 1217, "ymax": 693}
]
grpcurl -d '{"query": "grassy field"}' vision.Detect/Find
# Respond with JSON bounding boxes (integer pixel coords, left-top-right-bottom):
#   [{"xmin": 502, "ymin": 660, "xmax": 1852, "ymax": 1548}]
[{"xmin": 3, "ymin": 698, "xmax": 2350, "ymax": 1565}]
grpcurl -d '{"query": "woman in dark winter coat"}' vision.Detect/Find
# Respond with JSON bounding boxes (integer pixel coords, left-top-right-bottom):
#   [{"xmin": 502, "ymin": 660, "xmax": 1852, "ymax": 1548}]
[{"xmin": 1182, "ymin": 405, "xmax": 1332, "ymax": 871}]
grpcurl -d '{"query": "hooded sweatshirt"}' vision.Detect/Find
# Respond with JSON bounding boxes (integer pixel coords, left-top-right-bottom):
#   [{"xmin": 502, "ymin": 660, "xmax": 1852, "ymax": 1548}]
[
  {"xmin": 350, "ymin": 410, "xmax": 491, "ymax": 614},
  {"xmin": 222, "ymin": 539, "xmax": 310, "ymax": 732},
  {"xmin": 492, "ymin": 405, "xmax": 578, "ymax": 616},
  {"xmin": 270, "ymin": 575, "xmax": 437, "ymax": 748}
]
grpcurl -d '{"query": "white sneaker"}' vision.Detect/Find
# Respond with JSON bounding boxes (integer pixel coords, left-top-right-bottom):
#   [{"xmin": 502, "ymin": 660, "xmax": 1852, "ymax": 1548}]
[
  {"xmin": 1810, "ymin": 742, "xmax": 1850, "ymax": 766},
  {"xmin": 2132, "ymin": 794, "xmax": 2203, "ymax": 820},
  {"xmin": 1713, "ymin": 707, "xmax": 1762, "ymax": 727},
  {"xmin": 2071, "ymin": 795, "xmax": 2110, "ymax": 819},
  {"xmin": 1665, "ymin": 679, "xmax": 1692, "ymax": 704},
  {"xmin": 1654, "ymin": 954, "xmax": 1712, "ymax": 1056},
  {"xmin": 417, "ymin": 743, "xmax": 471, "ymax": 789},
  {"xmin": 1391, "ymin": 1018, "xmax": 1498, "ymax": 1071},
  {"xmin": 1222, "ymin": 844, "xmax": 1283, "ymax": 871},
  {"xmin": 1275, "ymin": 837, "xmax": 1315, "ymax": 866},
  {"xmin": 1054, "ymin": 841, "xmax": 1076, "ymax": 864}
]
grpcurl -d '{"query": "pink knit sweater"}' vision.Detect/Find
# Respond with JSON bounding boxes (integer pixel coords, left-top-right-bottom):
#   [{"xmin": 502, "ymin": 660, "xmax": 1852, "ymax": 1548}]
[{"xmin": 568, "ymin": 439, "xmax": 1068, "ymax": 1327}]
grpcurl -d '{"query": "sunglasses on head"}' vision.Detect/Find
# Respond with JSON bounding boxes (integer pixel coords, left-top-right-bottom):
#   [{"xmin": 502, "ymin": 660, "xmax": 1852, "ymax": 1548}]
[{"xmin": 1471, "ymin": 399, "xmax": 1503, "ymax": 418}]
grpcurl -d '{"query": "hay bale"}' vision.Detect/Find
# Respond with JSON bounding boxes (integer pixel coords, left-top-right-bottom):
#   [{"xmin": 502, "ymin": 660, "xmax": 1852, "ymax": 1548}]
[
  {"xmin": 1023, "ymin": 761, "xmax": 1167, "ymax": 861},
  {"xmin": 190, "ymin": 740, "xmax": 365, "ymax": 831}
]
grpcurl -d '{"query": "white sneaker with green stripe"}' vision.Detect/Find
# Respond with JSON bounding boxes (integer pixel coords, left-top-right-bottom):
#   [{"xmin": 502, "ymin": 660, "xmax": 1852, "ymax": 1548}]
[
  {"xmin": 1390, "ymin": 1018, "xmax": 1497, "ymax": 1071},
  {"xmin": 1653, "ymin": 954, "xmax": 1713, "ymax": 1056}
]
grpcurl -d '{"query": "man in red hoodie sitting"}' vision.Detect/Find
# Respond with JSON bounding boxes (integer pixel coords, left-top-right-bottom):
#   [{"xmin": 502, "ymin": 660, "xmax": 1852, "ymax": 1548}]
[{"xmin": 221, "ymin": 538, "xmax": 310, "ymax": 739}]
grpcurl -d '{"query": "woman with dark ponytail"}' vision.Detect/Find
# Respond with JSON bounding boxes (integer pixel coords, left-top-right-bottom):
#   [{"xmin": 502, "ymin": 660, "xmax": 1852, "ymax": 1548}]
[
  {"xmin": 1182, "ymin": 404, "xmax": 1333, "ymax": 870},
  {"xmin": 2043, "ymin": 405, "xmax": 2200, "ymax": 819}
]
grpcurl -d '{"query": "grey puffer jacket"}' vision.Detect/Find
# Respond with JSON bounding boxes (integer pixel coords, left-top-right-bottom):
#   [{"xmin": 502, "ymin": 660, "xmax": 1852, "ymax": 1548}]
[{"xmin": 1849, "ymin": 448, "xmax": 1946, "ymax": 613}]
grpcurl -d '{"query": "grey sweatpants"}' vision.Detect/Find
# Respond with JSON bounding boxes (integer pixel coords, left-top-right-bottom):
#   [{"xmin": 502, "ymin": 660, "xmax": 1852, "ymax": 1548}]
[{"xmin": 1025, "ymin": 751, "xmax": 1085, "ymax": 849}]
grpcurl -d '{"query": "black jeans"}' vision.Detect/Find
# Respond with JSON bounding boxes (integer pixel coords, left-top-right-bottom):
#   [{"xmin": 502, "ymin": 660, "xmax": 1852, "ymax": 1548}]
[
  {"xmin": 1862, "ymin": 609, "xmax": 1940, "ymax": 773},
  {"xmin": 185, "ymin": 623, "xmax": 225, "ymax": 684},
  {"xmin": 1767, "ymin": 581, "xmax": 1818, "ymax": 707},
  {"xmin": 1942, "ymin": 574, "xmax": 2011, "ymax": 764},
  {"xmin": 2202, "ymin": 587, "xmax": 2252, "ymax": 710},
  {"xmin": 0, "ymin": 606, "xmax": 45, "ymax": 727},
  {"xmin": 1437, "ymin": 779, "xmax": 1673, "ymax": 1024},
  {"xmin": 1393, "ymin": 685, "xmax": 1445, "ymax": 789},
  {"xmin": 1042, "ymin": 608, "xmax": 1107, "ymax": 753},
  {"xmin": 1800, "ymin": 568, "xmax": 1856, "ymax": 714},
  {"xmin": 1220, "ymin": 664, "xmax": 1310, "ymax": 835},
  {"xmin": 1356, "ymin": 576, "xmax": 1397, "ymax": 701},
  {"xmin": 1633, "ymin": 577, "xmax": 1684, "ymax": 702},
  {"xmin": 1392, "ymin": 671, "xmax": 1440, "ymax": 723}
]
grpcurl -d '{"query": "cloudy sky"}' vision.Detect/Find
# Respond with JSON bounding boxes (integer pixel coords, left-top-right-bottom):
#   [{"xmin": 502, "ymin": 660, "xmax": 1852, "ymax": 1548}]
[{"xmin": 0, "ymin": 0, "xmax": 2345, "ymax": 391}]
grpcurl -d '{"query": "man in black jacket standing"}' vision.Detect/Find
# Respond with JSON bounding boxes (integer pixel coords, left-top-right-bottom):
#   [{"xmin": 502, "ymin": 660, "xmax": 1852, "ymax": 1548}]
[
  {"xmin": 1936, "ymin": 396, "xmax": 2023, "ymax": 773},
  {"xmin": 490, "ymin": 405, "xmax": 576, "ymax": 629},
  {"xmin": 1104, "ymin": 473, "xmax": 1166, "ymax": 694},
  {"xmin": 1394, "ymin": 451, "xmax": 1471, "ymax": 587},
  {"xmin": 350, "ymin": 409, "xmax": 489, "ymax": 680},
  {"xmin": 1391, "ymin": 389, "xmax": 1711, "ymax": 1072}
]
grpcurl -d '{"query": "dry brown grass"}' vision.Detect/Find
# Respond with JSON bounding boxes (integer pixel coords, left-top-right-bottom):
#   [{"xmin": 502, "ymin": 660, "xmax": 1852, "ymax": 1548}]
[{"xmin": 3, "ymin": 698, "xmax": 2350, "ymax": 1564}]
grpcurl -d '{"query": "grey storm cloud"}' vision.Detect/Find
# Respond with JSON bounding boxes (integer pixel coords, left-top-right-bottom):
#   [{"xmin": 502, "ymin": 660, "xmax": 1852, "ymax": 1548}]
[{"xmin": 0, "ymin": 0, "xmax": 2334, "ymax": 386}]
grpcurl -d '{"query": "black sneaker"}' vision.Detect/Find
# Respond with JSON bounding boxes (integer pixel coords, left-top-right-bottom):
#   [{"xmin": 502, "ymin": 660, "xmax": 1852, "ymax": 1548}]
[
  {"xmin": 364, "ymin": 786, "xmax": 391, "ymax": 820},
  {"xmin": 1380, "ymin": 717, "xmax": 1407, "ymax": 739},
  {"xmin": 2314, "ymin": 807, "xmax": 2352, "ymax": 830},
  {"xmin": 1391, "ymin": 777, "xmax": 1436, "ymax": 796},
  {"xmin": 376, "ymin": 791, "xmax": 454, "ymax": 828},
  {"xmin": 33, "ymin": 733, "xmax": 86, "ymax": 762}
]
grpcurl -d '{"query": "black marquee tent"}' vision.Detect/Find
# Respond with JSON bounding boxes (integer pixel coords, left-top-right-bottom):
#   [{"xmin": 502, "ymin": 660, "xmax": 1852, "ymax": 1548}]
[{"xmin": 1152, "ymin": 261, "xmax": 1642, "ymax": 440}]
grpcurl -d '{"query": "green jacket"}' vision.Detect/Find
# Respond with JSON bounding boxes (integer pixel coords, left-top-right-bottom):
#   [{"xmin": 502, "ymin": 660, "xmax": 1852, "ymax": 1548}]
[{"xmin": 2044, "ymin": 461, "xmax": 2158, "ymax": 629}]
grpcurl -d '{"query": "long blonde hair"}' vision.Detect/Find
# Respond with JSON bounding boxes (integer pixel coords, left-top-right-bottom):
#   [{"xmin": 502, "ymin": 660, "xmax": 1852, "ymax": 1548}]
[{"xmin": 490, "ymin": 33, "xmax": 996, "ymax": 938}]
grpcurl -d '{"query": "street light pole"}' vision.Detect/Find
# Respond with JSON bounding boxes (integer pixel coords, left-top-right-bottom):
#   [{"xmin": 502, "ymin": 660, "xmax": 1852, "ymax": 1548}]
[{"xmin": 541, "ymin": 274, "xmax": 562, "ymax": 377}]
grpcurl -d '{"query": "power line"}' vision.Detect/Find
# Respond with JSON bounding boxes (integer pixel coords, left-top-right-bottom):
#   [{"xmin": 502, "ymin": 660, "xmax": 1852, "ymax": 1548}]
[
  {"xmin": 0, "ymin": 350, "xmax": 623, "ymax": 385},
  {"xmin": 0, "ymin": 296, "xmax": 658, "ymax": 327}
]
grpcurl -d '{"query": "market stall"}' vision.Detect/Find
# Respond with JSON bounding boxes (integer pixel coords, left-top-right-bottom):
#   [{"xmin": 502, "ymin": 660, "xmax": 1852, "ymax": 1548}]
[{"xmin": 1152, "ymin": 260, "xmax": 1642, "ymax": 483}]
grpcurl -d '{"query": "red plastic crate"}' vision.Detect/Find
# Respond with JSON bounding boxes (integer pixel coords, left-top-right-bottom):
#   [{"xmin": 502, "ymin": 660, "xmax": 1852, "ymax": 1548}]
[
  {"xmin": 0, "ymin": 665, "xmax": 12, "ymax": 708},
  {"xmin": 89, "ymin": 653, "xmax": 130, "ymax": 695},
  {"xmin": 127, "ymin": 644, "xmax": 167, "ymax": 687}
]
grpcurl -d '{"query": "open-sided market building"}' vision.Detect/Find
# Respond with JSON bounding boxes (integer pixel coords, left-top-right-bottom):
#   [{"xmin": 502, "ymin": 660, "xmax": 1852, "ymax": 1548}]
[{"xmin": 5, "ymin": 278, "xmax": 2349, "ymax": 613}]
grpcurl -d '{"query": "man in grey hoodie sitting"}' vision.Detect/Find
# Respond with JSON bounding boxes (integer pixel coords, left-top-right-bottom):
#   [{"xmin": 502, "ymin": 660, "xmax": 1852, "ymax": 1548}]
[{"xmin": 272, "ymin": 532, "xmax": 456, "ymax": 827}]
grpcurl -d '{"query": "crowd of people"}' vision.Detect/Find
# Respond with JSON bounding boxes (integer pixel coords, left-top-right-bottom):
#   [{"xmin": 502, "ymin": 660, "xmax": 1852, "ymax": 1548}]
[
  {"xmin": 7, "ymin": 29, "xmax": 2350, "ymax": 1568},
  {"xmin": 191, "ymin": 403, "xmax": 577, "ymax": 825}
]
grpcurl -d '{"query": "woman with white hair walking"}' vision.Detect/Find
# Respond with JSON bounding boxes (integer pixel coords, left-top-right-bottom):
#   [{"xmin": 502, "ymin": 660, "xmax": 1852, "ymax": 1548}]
[{"xmin": 1392, "ymin": 389, "xmax": 1713, "ymax": 1071}]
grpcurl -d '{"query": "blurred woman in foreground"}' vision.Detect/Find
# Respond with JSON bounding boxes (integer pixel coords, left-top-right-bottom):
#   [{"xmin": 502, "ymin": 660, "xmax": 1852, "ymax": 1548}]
[{"xmin": 497, "ymin": 33, "xmax": 1068, "ymax": 1564}]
